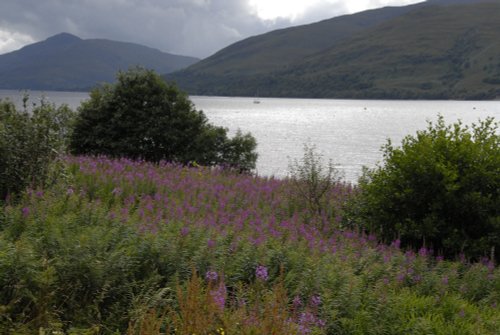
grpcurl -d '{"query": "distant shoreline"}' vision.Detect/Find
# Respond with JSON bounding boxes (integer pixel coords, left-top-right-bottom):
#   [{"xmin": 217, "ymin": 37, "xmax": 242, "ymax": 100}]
[{"xmin": 2, "ymin": 88, "xmax": 500, "ymax": 102}]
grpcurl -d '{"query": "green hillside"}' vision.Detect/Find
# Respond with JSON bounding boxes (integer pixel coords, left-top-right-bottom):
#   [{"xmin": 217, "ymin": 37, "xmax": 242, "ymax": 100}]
[
  {"xmin": 169, "ymin": 1, "xmax": 500, "ymax": 100},
  {"xmin": 274, "ymin": 2, "xmax": 500, "ymax": 99},
  {"xmin": 182, "ymin": 4, "xmax": 423, "ymax": 76}
]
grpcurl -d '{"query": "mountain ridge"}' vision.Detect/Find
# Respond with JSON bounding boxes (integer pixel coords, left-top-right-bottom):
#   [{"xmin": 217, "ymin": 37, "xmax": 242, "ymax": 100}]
[{"xmin": 0, "ymin": 33, "xmax": 199, "ymax": 91}]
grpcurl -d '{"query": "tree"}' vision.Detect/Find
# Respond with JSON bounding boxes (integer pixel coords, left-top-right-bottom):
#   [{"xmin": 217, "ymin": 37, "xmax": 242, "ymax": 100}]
[
  {"xmin": 345, "ymin": 116, "xmax": 500, "ymax": 260},
  {"xmin": 70, "ymin": 68, "xmax": 257, "ymax": 172},
  {"xmin": 0, "ymin": 97, "xmax": 74, "ymax": 200}
]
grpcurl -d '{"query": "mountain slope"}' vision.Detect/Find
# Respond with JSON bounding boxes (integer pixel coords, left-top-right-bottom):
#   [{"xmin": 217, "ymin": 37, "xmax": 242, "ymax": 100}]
[
  {"xmin": 167, "ymin": 3, "xmax": 428, "ymax": 93},
  {"xmin": 181, "ymin": 4, "xmax": 425, "ymax": 77},
  {"xmin": 0, "ymin": 33, "xmax": 199, "ymax": 91},
  {"xmin": 168, "ymin": 0, "xmax": 500, "ymax": 99},
  {"xmin": 274, "ymin": 2, "xmax": 500, "ymax": 99}
]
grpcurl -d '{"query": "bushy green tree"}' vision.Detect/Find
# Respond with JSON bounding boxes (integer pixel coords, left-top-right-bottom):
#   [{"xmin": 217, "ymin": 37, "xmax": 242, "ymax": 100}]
[
  {"xmin": 345, "ymin": 116, "xmax": 500, "ymax": 260},
  {"xmin": 70, "ymin": 68, "xmax": 257, "ymax": 172},
  {"xmin": 0, "ymin": 98, "xmax": 74, "ymax": 201}
]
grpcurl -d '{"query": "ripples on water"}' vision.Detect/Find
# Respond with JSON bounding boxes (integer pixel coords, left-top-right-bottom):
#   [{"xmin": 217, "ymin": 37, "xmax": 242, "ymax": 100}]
[
  {"xmin": 2, "ymin": 90, "xmax": 499, "ymax": 183},
  {"xmin": 192, "ymin": 96, "xmax": 500, "ymax": 183}
]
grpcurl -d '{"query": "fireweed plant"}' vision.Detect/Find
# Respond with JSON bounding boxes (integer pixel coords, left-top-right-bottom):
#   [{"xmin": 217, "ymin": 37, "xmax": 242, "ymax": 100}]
[{"xmin": 0, "ymin": 156, "xmax": 498, "ymax": 334}]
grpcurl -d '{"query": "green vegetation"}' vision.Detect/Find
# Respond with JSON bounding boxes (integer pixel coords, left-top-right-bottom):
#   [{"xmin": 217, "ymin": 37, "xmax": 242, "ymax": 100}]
[
  {"xmin": 0, "ymin": 97, "xmax": 74, "ymax": 201},
  {"xmin": 345, "ymin": 116, "xmax": 500, "ymax": 260},
  {"xmin": 70, "ymin": 68, "xmax": 257, "ymax": 172},
  {"xmin": 170, "ymin": 2, "xmax": 500, "ymax": 100},
  {"xmin": 0, "ymin": 156, "xmax": 498, "ymax": 334}
]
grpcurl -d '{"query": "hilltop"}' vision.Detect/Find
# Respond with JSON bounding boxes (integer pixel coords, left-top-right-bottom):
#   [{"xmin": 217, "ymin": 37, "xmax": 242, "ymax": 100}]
[{"xmin": 0, "ymin": 33, "xmax": 199, "ymax": 91}]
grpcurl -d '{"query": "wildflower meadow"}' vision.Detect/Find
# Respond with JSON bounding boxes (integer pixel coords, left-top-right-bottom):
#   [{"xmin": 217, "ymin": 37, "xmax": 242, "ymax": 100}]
[{"xmin": 1, "ymin": 156, "xmax": 498, "ymax": 334}]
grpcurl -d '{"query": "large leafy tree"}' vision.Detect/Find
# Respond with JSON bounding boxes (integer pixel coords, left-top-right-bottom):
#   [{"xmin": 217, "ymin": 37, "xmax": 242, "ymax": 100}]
[
  {"xmin": 70, "ymin": 68, "xmax": 257, "ymax": 171},
  {"xmin": 345, "ymin": 116, "xmax": 500, "ymax": 260}
]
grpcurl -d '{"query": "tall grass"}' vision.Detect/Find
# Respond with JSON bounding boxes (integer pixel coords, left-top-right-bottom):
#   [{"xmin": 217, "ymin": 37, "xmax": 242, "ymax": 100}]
[{"xmin": 0, "ymin": 156, "xmax": 498, "ymax": 334}]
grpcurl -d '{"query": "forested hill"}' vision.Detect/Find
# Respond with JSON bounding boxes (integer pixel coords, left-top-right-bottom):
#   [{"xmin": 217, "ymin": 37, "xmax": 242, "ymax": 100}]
[
  {"xmin": 168, "ymin": 1, "xmax": 500, "ymax": 100},
  {"xmin": 0, "ymin": 33, "xmax": 199, "ymax": 91}
]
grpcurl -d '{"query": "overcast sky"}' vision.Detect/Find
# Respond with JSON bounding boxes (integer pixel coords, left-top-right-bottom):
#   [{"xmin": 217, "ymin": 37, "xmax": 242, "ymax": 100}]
[{"xmin": 0, "ymin": 0, "xmax": 423, "ymax": 59}]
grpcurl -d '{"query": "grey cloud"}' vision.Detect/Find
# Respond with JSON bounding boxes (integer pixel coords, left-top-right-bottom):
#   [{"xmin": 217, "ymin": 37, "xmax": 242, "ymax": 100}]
[
  {"xmin": 0, "ymin": 0, "xmax": 283, "ymax": 57},
  {"xmin": 0, "ymin": 0, "xmax": 423, "ymax": 58}
]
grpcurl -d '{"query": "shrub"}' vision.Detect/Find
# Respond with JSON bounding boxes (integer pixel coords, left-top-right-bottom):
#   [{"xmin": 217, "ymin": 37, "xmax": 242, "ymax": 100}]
[
  {"xmin": 345, "ymin": 116, "xmax": 500, "ymax": 260},
  {"xmin": 287, "ymin": 144, "xmax": 341, "ymax": 226},
  {"xmin": 0, "ymin": 97, "xmax": 74, "ymax": 201},
  {"xmin": 70, "ymin": 67, "xmax": 257, "ymax": 172}
]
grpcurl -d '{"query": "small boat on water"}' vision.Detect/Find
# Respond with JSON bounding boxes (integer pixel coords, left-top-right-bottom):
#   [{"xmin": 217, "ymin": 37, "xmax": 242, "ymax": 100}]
[{"xmin": 253, "ymin": 91, "xmax": 261, "ymax": 104}]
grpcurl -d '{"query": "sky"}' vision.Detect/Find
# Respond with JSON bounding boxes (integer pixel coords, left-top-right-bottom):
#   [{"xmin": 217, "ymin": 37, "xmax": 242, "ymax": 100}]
[{"xmin": 0, "ymin": 0, "xmax": 423, "ymax": 59}]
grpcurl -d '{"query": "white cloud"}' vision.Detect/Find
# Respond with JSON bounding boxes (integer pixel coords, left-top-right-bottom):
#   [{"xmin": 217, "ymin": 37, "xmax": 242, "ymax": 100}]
[{"xmin": 0, "ymin": 29, "xmax": 35, "ymax": 54}]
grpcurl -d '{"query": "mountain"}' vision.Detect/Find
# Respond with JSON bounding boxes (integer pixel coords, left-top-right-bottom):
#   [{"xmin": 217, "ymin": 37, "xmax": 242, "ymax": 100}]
[
  {"xmin": 168, "ymin": 0, "xmax": 500, "ymax": 100},
  {"xmin": 0, "ymin": 33, "xmax": 199, "ymax": 91}
]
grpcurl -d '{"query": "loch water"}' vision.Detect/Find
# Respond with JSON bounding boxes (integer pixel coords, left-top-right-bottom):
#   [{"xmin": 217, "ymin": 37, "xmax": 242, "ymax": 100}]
[{"xmin": 1, "ymin": 90, "xmax": 499, "ymax": 183}]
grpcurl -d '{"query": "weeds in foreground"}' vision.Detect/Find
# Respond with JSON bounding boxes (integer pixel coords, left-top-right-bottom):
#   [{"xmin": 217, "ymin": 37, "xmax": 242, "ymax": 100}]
[
  {"xmin": 129, "ymin": 269, "xmax": 325, "ymax": 335},
  {"xmin": 0, "ymin": 156, "xmax": 498, "ymax": 334}
]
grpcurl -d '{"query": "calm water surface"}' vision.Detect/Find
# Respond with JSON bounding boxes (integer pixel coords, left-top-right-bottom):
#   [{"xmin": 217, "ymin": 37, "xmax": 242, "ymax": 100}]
[{"xmin": 2, "ymin": 90, "xmax": 499, "ymax": 183}]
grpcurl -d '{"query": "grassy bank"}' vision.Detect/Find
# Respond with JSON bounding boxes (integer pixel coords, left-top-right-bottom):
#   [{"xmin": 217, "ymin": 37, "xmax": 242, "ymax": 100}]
[{"xmin": 0, "ymin": 156, "xmax": 498, "ymax": 334}]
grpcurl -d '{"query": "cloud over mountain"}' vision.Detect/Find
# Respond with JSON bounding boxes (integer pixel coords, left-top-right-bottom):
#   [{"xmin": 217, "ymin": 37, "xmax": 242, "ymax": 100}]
[{"xmin": 0, "ymin": 0, "xmax": 421, "ymax": 58}]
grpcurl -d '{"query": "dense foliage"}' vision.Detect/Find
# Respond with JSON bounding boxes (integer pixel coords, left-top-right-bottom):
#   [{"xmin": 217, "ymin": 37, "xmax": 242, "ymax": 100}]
[
  {"xmin": 345, "ymin": 116, "xmax": 500, "ymax": 260},
  {"xmin": 70, "ymin": 68, "xmax": 257, "ymax": 172},
  {"xmin": 0, "ymin": 98, "xmax": 74, "ymax": 201},
  {"xmin": 0, "ymin": 156, "xmax": 498, "ymax": 334}
]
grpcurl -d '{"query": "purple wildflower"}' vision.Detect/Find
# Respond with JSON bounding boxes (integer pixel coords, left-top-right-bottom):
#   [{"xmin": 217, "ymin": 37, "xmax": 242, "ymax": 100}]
[
  {"xmin": 205, "ymin": 271, "xmax": 218, "ymax": 282},
  {"xmin": 405, "ymin": 250, "xmax": 416, "ymax": 262},
  {"xmin": 293, "ymin": 295, "xmax": 302, "ymax": 308},
  {"xmin": 210, "ymin": 282, "xmax": 226, "ymax": 311},
  {"xmin": 391, "ymin": 239, "xmax": 401, "ymax": 249},
  {"xmin": 310, "ymin": 295, "xmax": 321, "ymax": 307},
  {"xmin": 397, "ymin": 273, "xmax": 406, "ymax": 282},
  {"xmin": 418, "ymin": 247, "xmax": 429, "ymax": 257},
  {"xmin": 299, "ymin": 311, "xmax": 316, "ymax": 324},
  {"xmin": 255, "ymin": 265, "xmax": 268, "ymax": 281},
  {"xmin": 317, "ymin": 319, "xmax": 326, "ymax": 328},
  {"xmin": 21, "ymin": 207, "xmax": 30, "ymax": 218}
]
